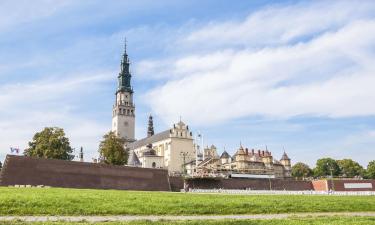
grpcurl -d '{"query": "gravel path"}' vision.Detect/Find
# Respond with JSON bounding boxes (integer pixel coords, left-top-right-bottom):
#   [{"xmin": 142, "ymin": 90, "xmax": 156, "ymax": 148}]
[{"xmin": 0, "ymin": 212, "xmax": 374, "ymax": 222}]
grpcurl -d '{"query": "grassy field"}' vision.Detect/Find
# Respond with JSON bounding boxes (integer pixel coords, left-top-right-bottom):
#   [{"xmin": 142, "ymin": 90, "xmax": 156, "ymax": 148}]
[
  {"xmin": 0, "ymin": 187, "xmax": 374, "ymax": 215},
  {"xmin": 1, "ymin": 217, "xmax": 375, "ymax": 225}
]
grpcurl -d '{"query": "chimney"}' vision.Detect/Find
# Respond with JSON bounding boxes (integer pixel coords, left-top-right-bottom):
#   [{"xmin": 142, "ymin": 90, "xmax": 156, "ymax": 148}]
[
  {"xmin": 262, "ymin": 151, "xmax": 265, "ymax": 156},
  {"xmin": 245, "ymin": 148, "xmax": 248, "ymax": 154}
]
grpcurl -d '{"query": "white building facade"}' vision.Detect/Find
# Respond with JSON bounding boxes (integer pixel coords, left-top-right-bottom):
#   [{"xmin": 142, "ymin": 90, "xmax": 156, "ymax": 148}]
[{"xmin": 127, "ymin": 119, "xmax": 195, "ymax": 174}]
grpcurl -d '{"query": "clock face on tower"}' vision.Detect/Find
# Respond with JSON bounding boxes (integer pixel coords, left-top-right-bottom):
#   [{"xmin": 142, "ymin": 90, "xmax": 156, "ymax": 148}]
[{"xmin": 124, "ymin": 121, "xmax": 129, "ymax": 126}]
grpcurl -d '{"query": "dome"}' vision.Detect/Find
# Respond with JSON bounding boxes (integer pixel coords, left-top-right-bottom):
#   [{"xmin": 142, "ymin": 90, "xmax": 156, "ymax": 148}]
[{"xmin": 143, "ymin": 144, "xmax": 156, "ymax": 156}]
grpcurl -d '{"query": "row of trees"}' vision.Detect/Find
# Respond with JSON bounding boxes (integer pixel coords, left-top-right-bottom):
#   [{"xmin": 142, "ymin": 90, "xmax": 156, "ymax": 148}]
[
  {"xmin": 23, "ymin": 127, "xmax": 128, "ymax": 165},
  {"xmin": 292, "ymin": 158, "xmax": 375, "ymax": 179}
]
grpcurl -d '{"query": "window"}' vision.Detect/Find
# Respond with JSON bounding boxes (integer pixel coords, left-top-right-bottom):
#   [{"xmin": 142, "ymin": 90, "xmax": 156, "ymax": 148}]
[{"xmin": 152, "ymin": 162, "xmax": 156, "ymax": 168}]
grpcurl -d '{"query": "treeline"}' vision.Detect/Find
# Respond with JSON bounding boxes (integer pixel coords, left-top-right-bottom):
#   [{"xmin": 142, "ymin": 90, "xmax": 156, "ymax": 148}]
[
  {"xmin": 8, "ymin": 127, "xmax": 128, "ymax": 166},
  {"xmin": 292, "ymin": 158, "xmax": 375, "ymax": 180}
]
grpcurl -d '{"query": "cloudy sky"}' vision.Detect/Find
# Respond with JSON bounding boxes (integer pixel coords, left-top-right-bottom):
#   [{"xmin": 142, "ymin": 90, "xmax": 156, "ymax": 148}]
[{"xmin": 0, "ymin": 0, "xmax": 374, "ymax": 167}]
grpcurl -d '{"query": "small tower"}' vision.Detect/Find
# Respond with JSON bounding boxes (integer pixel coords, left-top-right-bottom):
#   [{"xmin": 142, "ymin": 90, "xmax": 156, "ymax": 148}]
[
  {"xmin": 280, "ymin": 151, "xmax": 291, "ymax": 168},
  {"xmin": 280, "ymin": 151, "xmax": 292, "ymax": 178},
  {"xmin": 220, "ymin": 151, "xmax": 231, "ymax": 164},
  {"xmin": 147, "ymin": 115, "xmax": 154, "ymax": 137},
  {"xmin": 111, "ymin": 39, "xmax": 136, "ymax": 144},
  {"xmin": 79, "ymin": 147, "xmax": 84, "ymax": 162}
]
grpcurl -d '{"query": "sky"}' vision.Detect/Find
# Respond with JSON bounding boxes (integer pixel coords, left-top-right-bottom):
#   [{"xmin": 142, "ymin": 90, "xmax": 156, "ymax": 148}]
[{"xmin": 0, "ymin": 0, "xmax": 375, "ymax": 167}]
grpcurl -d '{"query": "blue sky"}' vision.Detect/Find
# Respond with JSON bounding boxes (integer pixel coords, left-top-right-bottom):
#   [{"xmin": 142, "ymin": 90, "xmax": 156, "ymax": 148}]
[{"xmin": 1, "ymin": 0, "xmax": 375, "ymax": 167}]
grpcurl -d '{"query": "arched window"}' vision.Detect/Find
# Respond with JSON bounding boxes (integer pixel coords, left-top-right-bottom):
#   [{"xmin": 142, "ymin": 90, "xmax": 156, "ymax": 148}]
[{"xmin": 152, "ymin": 162, "xmax": 156, "ymax": 168}]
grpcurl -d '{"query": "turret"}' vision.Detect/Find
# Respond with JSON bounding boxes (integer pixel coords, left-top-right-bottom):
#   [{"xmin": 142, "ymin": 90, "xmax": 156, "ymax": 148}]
[
  {"xmin": 147, "ymin": 115, "xmax": 154, "ymax": 137},
  {"xmin": 235, "ymin": 146, "xmax": 247, "ymax": 161},
  {"xmin": 220, "ymin": 151, "xmax": 231, "ymax": 164},
  {"xmin": 280, "ymin": 151, "xmax": 291, "ymax": 168}
]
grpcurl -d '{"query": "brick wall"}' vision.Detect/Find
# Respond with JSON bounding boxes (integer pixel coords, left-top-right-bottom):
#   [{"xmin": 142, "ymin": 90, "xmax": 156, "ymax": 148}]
[
  {"xmin": 184, "ymin": 178, "xmax": 313, "ymax": 190},
  {"xmin": 312, "ymin": 180, "xmax": 327, "ymax": 191},
  {"xmin": 329, "ymin": 180, "xmax": 375, "ymax": 191},
  {"xmin": 0, "ymin": 155, "xmax": 170, "ymax": 191}
]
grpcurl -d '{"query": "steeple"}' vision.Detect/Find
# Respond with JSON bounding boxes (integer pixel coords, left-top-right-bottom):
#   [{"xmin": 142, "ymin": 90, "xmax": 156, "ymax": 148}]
[
  {"xmin": 117, "ymin": 38, "xmax": 132, "ymax": 93},
  {"xmin": 112, "ymin": 38, "xmax": 136, "ymax": 143},
  {"xmin": 147, "ymin": 114, "xmax": 154, "ymax": 137}
]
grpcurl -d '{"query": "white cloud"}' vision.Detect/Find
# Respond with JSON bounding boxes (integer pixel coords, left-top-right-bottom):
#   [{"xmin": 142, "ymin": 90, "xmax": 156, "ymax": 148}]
[
  {"xmin": 142, "ymin": 2, "xmax": 375, "ymax": 126},
  {"xmin": 183, "ymin": 1, "xmax": 375, "ymax": 49},
  {"xmin": 0, "ymin": 0, "xmax": 75, "ymax": 31},
  {"xmin": 0, "ymin": 71, "xmax": 113, "ymax": 162}
]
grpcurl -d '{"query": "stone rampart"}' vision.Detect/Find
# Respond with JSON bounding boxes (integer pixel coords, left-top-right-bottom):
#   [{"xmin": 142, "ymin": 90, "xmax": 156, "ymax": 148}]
[{"xmin": 0, "ymin": 155, "xmax": 170, "ymax": 191}]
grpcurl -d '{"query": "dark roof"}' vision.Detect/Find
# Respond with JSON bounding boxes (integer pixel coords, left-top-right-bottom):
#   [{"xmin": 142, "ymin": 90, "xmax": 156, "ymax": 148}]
[
  {"xmin": 128, "ymin": 130, "xmax": 171, "ymax": 150},
  {"xmin": 128, "ymin": 151, "xmax": 140, "ymax": 166},
  {"xmin": 143, "ymin": 148, "xmax": 156, "ymax": 156},
  {"xmin": 281, "ymin": 152, "xmax": 290, "ymax": 160},
  {"xmin": 220, "ymin": 151, "xmax": 230, "ymax": 159}
]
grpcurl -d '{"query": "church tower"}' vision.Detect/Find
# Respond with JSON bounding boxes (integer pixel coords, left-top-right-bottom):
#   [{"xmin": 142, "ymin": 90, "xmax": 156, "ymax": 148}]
[{"xmin": 111, "ymin": 40, "xmax": 135, "ymax": 143}]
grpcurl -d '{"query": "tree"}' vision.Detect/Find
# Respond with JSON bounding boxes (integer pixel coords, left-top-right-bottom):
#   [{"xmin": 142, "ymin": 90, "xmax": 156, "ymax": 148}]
[
  {"xmin": 24, "ymin": 127, "xmax": 74, "ymax": 160},
  {"xmin": 337, "ymin": 159, "xmax": 364, "ymax": 178},
  {"xmin": 99, "ymin": 131, "xmax": 128, "ymax": 165},
  {"xmin": 365, "ymin": 161, "xmax": 375, "ymax": 179},
  {"xmin": 313, "ymin": 158, "xmax": 340, "ymax": 177},
  {"xmin": 292, "ymin": 162, "xmax": 312, "ymax": 180},
  {"xmin": 0, "ymin": 161, "xmax": 2, "ymax": 170}
]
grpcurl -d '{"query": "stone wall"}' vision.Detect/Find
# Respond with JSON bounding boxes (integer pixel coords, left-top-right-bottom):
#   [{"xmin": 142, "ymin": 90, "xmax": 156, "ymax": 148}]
[
  {"xmin": 2, "ymin": 155, "xmax": 373, "ymax": 192},
  {"xmin": 184, "ymin": 177, "xmax": 313, "ymax": 191},
  {"xmin": 330, "ymin": 179, "xmax": 375, "ymax": 191},
  {"xmin": 0, "ymin": 155, "xmax": 170, "ymax": 191},
  {"xmin": 168, "ymin": 176, "xmax": 184, "ymax": 192}
]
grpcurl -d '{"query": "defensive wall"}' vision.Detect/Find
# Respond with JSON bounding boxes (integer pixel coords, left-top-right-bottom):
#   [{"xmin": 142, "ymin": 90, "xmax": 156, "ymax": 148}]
[
  {"xmin": 0, "ymin": 155, "xmax": 170, "ymax": 191},
  {"xmin": 1, "ymin": 155, "xmax": 374, "ymax": 192},
  {"xmin": 312, "ymin": 179, "xmax": 375, "ymax": 191},
  {"xmin": 183, "ymin": 177, "xmax": 313, "ymax": 191}
]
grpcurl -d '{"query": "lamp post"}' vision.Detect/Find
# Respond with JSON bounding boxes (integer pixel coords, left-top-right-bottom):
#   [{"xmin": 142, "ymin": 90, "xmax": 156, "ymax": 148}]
[
  {"xmin": 327, "ymin": 163, "xmax": 335, "ymax": 192},
  {"xmin": 180, "ymin": 151, "xmax": 189, "ymax": 176}
]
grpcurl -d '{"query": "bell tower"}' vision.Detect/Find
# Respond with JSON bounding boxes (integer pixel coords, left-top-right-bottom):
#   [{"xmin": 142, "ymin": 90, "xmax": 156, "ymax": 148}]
[{"xmin": 111, "ymin": 39, "xmax": 135, "ymax": 143}]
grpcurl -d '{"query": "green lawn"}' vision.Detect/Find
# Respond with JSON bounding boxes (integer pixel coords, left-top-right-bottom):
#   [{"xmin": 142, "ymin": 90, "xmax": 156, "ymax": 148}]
[
  {"xmin": 0, "ymin": 187, "xmax": 374, "ymax": 215},
  {"xmin": 2, "ymin": 217, "xmax": 375, "ymax": 225}
]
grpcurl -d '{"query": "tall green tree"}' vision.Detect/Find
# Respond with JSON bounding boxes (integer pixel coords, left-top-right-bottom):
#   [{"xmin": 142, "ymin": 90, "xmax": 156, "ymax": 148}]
[
  {"xmin": 99, "ymin": 131, "xmax": 128, "ymax": 165},
  {"xmin": 292, "ymin": 162, "xmax": 312, "ymax": 180},
  {"xmin": 337, "ymin": 159, "xmax": 364, "ymax": 178},
  {"xmin": 365, "ymin": 161, "xmax": 375, "ymax": 179},
  {"xmin": 313, "ymin": 158, "xmax": 340, "ymax": 177},
  {"xmin": 24, "ymin": 127, "xmax": 74, "ymax": 160},
  {"xmin": 0, "ymin": 161, "xmax": 2, "ymax": 170}
]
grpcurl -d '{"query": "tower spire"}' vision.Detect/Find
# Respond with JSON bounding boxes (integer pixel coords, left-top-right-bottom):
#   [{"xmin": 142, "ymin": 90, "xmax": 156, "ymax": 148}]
[
  {"xmin": 147, "ymin": 114, "xmax": 154, "ymax": 137},
  {"xmin": 117, "ymin": 37, "xmax": 132, "ymax": 93}
]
